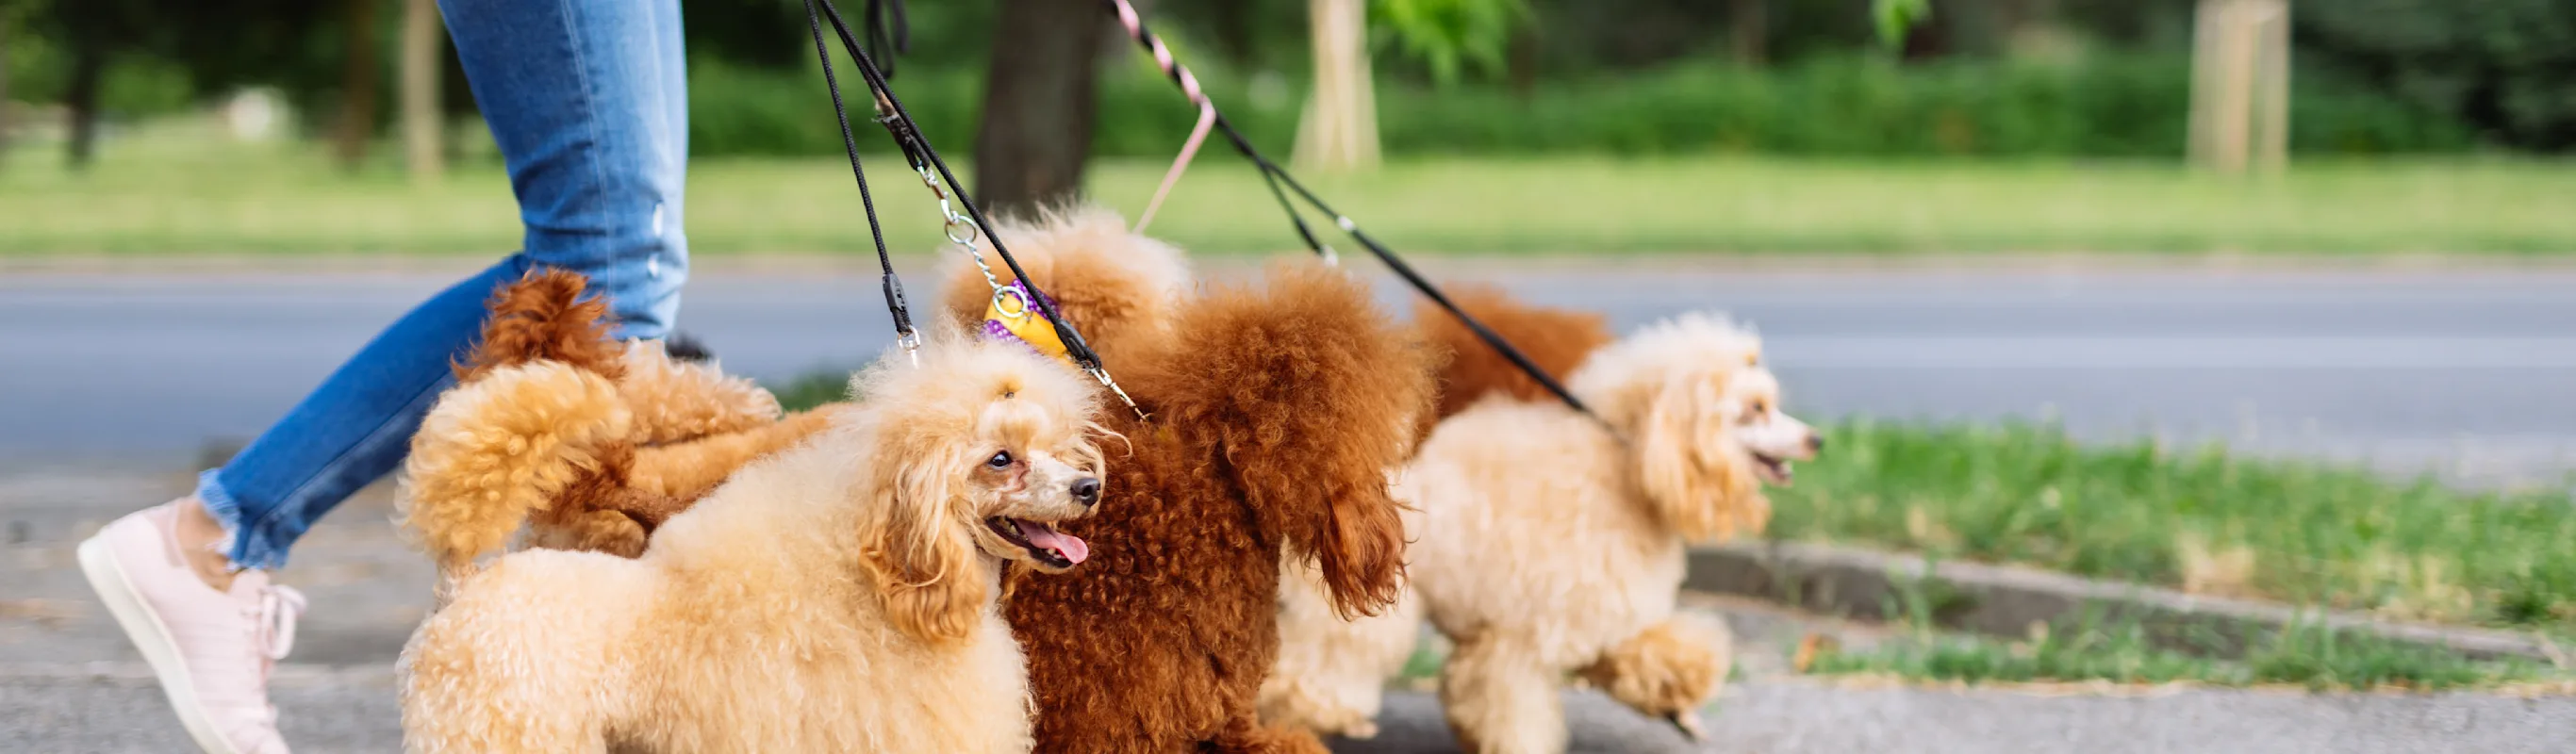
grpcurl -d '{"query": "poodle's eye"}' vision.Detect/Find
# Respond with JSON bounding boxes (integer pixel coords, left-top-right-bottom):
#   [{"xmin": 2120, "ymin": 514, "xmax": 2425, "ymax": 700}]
[
  {"xmin": 1743, "ymin": 401, "xmax": 1770, "ymax": 418},
  {"xmin": 986, "ymin": 451, "xmax": 1015, "ymax": 468}
]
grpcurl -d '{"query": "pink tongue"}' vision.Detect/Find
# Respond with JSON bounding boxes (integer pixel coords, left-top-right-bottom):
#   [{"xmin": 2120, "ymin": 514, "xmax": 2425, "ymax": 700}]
[{"xmin": 1016, "ymin": 521, "xmax": 1090, "ymax": 565}]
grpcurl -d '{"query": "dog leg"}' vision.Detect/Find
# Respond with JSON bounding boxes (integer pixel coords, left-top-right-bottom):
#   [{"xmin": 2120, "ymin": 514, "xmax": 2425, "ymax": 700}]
[
  {"xmin": 1261, "ymin": 561, "xmax": 1422, "ymax": 739},
  {"xmin": 627, "ymin": 403, "xmax": 850, "ymax": 506},
  {"xmin": 1578, "ymin": 615, "xmax": 1731, "ymax": 743},
  {"xmin": 1205, "ymin": 713, "xmax": 1333, "ymax": 754},
  {"xmin": 1439, "ymin": 632, "xmax": 1568, "ymax": 754}
]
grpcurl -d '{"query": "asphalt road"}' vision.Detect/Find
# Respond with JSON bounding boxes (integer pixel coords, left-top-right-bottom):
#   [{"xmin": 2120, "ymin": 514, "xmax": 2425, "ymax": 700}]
[{"xmin": 7, "ymin": 262, "xmax": 2571, "ymax": 485}]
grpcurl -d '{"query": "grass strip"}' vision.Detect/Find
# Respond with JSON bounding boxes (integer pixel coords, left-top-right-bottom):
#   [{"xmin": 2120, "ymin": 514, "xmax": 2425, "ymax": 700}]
[
  {"xmin": 8, "ymin": 121, "xmax": 2576, "ymax": 255},
  {"xmin": 1771, "ymin": 420, "xmax": 2576, "ymax": 631}
]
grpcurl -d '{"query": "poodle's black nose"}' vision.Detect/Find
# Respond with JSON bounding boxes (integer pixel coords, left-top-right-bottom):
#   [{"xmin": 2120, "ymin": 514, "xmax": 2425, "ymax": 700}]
[
  {"xmin": 1070, "ymin": 477, "xmax": 1102, "ymax": 506},
  {"xmin": 1806, "ymin": 434, "xmax": 1825, "ymax": 453}
]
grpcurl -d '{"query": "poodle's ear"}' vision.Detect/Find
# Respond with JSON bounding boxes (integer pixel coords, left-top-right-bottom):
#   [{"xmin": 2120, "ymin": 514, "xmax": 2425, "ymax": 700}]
[
  {"xmin": 1307, "ymin": 474, "xmax": 1410, "ymax": 619},
  {"xmin": 858, "ymin": 443, "xmax": 987, "ymax": 644},
  {"xmin": 1146, "ymin": 263, "xmax": 1431, "ymax": 618},
  {"xmin": 1634, "ymin": 378, "xmax": 1763, "ymax": 542}
]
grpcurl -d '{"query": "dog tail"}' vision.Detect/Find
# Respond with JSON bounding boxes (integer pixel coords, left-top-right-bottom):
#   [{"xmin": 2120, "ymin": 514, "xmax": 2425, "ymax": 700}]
[
  {"xmin": 454, "ymin": 267, "xmax": 628, "ymax": 385},
  {"xmin": 1148, "ymin": 262, "xmax": 1434, "ymax": 618},
  {"xmin": 403, "ymin": 269, "xmax": 636, "ymax": 601},
  {"xmin": 401, "ymin": 361, "xmax": 633, "ymax": 602},
  {"xmin": 1416, "ymin": 285, "xmax": 1611, "ymax": 426}
]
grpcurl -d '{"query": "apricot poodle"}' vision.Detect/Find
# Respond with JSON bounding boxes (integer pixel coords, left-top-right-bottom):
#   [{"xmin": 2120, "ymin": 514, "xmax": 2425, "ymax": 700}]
[
  {"xmin": 1413, "ymin": 311, "xmax": 1816, "ymax": 753},
  {"xmin": 1261, "ymin": 286, "xmax": 1609, "ymax": 739},
  {"xmin": 935, "ymin": 207, "xmax": 1433, "ymax": 753},
  {"xmin": 399, "ymin": 270, "xmax": 848, "ymax": 598},
  {"xmin": 1268, "ymin": 294, "xmax": 1816, "ymax": 753},
  {"xmin": 399, "ymin": 332, "xmax": 1107, "ymax": 753}
]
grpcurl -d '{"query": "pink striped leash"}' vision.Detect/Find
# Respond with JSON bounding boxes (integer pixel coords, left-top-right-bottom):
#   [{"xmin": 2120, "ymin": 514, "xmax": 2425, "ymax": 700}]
[{"xmin": 1113, "ymin": 0, "xmax": 1214, "ymax": 234}]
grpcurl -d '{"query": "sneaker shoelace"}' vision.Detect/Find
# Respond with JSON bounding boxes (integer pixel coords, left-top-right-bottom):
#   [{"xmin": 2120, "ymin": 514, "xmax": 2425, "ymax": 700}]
[{"xmin": 241, "ymin": 584, "xmax": 306, "ymax": 729}]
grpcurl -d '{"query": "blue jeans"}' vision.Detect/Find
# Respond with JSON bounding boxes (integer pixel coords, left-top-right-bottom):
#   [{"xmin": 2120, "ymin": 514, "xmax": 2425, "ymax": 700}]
[{"xmin": 198, "ymin": 0, "xmax": 689, "ymax": 570}]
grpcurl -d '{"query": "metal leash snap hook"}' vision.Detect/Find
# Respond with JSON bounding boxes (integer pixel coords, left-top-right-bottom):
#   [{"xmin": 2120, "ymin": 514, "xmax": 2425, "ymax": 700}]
[
  {"xmin": 991, "ymin": 285, "xmax": 1031, "ymax": 320},
  {"xmin": 1087, "ymin": 366, "xmax": 1148, "ymax": 421},
  {"xmin": 896, "ymin": 327, "xmax": 922, "ymax": 367}
]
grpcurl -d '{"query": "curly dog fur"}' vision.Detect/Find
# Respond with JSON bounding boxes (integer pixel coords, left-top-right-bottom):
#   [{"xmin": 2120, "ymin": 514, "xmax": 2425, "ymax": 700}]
[
  {"xmin": 1266, "ymin": 293, "xmax": 1813, "ymax": 750},
  {"xmin": 936, "ymin": 208, "xmax": 1432, "ymax": 753},
  {"xmin": 1406, "ymin": 312, "xmax": 1816, "ymax": 753},
  {"xmin": 1261, "ymin": 287, "xmax": 1610, "ymax": 739},
  {"xmin": 401, "ymin": 333, "xmax": 1109, "ymax": 753},
  {"xmin": 1408, "ymin": 286, "xmax": 1614, "ymax": 447},
  {"xmin": 400, "ymin": 269, "xmax": 848, "ymax": 598}
]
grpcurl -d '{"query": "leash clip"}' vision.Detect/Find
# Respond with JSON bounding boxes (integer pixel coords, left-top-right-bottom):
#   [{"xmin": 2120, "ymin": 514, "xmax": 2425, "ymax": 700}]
[
  {"xmin": 896, "ymin": 328, "xmax": 921, "ymax": 367},
  {"xmin": 1086, "ymin": 365, "xmax": 1148, "ymax": 421}
]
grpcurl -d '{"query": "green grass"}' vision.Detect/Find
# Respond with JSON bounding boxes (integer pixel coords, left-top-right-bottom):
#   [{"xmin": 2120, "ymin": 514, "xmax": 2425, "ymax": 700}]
[
  {"xmin": 771, "ymin": 370, "xmax": 854, "ymax": 414},
  {"xmin": 7, "ymin": 120, "xmax": 2576, "ymax": 255},
  {"xmin": 1772, "ymin": 420, "xmax": 2576, "ymax": 630},
  {"xmin": 1808, "ymin": 614, "xmax": 2547, "ymax": 691}
]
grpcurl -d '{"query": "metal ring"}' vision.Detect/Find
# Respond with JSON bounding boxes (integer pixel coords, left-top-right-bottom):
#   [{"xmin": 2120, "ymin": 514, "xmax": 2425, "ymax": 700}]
[
  {"xmin": 991, "ymin": 287, "xmax": 1030, "ymax": 320},
  {"xmin": 946, "ymin": 218, "xmax": 980, "ymax": 246}
]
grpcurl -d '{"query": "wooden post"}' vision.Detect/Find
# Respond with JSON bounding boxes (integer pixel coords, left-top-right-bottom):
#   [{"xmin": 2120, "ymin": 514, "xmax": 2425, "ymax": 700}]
[
  {"xmin": 2254, "ymin": 0, "xmax": 2290, "ymax": 174},
  {"xmin": 400, "ymin": 0, "xmax": 443, "ymax": 185},
  {"xmin": 1294, "ymin": 0, "xmax": 1379, "ymax": 172},
  {"xmin": 2188, "ymin": 0, "xmax": 2288, "ymax": 175}
]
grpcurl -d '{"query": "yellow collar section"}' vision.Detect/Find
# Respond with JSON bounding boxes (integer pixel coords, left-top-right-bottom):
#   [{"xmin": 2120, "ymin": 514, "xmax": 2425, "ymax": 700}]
[{"xmin": 984, "ymin": 283, "xmax": 1073, "ymax": 367}]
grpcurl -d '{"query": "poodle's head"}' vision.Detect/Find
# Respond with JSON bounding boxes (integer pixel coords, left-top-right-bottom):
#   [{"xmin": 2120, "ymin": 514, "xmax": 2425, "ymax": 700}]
[
  {"xmin": 1579, "ymin": 616, "xmax": 1730, "ymax": 742},
  {"xmin": 1569, "ymin": 312, "xmax": 1820, "ymax": 542},
  {"xmin": 936, "ymin": 205, "xmax": 1192, "ymax": 362},
  {"xmin": 848, "ymin": 333, "xmax": 1111, "ymax": 642}
]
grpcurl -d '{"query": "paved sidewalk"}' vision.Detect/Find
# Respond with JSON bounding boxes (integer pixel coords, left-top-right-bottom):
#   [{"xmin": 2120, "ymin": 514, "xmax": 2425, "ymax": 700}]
[
  {"xmin": 14, "ymin": 663, "xmax": 2576, "ymax": 754},
  {"xmin": 8, "ymin": 470, "xmax": 2576, "ymax": 753}
]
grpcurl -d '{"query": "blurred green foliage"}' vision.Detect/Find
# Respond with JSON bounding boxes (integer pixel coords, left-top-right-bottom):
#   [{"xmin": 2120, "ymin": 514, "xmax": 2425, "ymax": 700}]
[
  {"xmin": 6, "ymin": 0, "xmax": 2572, "ymax": 156},
  {"xmin": 2299, "ymin": 0, "xmax": 2576, "ymax": 151},
  {"xmin": 689, "ymin": 50, "xmax": 2471, "ymax": 158},
  {"xmin": 1371, "ymin": 0, "xmax": 1527, "ymax": 86}
]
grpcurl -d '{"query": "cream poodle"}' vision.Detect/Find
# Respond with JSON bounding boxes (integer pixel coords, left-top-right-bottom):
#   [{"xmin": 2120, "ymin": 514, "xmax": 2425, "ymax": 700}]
[
  {"xmin": 399, "ymin": 333, "xmax": 1108, "ymax": 753},
  {"xmin": 1417, "ymin": 312, "xmax": 1816, "ymax": 752},
  {"xmin": 1268, "ymin": 311, "xmax": 1819, "ymax": 753}
]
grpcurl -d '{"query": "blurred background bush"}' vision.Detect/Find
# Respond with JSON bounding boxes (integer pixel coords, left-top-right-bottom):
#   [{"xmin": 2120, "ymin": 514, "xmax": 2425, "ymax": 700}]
[{"xmin": 7, "ymin": 0, "xmax": 2566, "ymax": 163}]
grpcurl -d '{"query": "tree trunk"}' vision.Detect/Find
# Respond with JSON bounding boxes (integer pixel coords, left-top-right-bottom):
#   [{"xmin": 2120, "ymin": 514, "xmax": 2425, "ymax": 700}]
[
  {"xmin": 973, "ymin": 0, "xmax": 1107, "ymax": 219},
  {"xmin": 1506, "ymin": 25, "xmax": 1538, "ymax": 99},
  {"xmin": 1729, "ymin": 0, "xmax": 1766, "ymax": 67},
  {"xmin": 65, "ymin": 43, "xmax": 106, "ymax": 170},
  {"xmin": 1209, "ymin": 0, "xmax": 1256, "ymax": 67},
  {"xmin": 400, "ymin": 0, "xmax": 443, "ymax": 184},
  {"xmin": 334, "ymin": 0, "xmax": 383, "ymax": 172},
  {"xmin": 1293, "ymin": 0, "xmax": 1378, "ymax": 172},
  {"xmin": 0, "ymin": 12, "xmax": 12, "ymax": 169}
]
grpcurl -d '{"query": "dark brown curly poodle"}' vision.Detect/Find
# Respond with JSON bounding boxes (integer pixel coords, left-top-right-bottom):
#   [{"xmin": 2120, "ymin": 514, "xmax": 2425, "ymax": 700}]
[{"xmin": 938, "ymin": 216, "xmax": 1432, "ymax": 752}]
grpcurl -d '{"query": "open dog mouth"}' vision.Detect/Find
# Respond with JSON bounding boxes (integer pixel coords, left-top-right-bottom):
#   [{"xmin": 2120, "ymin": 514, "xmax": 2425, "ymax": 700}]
[
  {"xmin": 984, "ymin": 516, "xmax": 1090, "ymax": 568},
  {"xmin": 1749, "ymin": 451, "xmax": 1794, "ymax": 485}
]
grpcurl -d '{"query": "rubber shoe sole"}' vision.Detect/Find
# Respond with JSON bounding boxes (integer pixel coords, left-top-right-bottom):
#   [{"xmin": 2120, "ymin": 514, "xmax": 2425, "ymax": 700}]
[{"xmin": 78, "ymin": 535, "xmax": 246, "ymax": 754}]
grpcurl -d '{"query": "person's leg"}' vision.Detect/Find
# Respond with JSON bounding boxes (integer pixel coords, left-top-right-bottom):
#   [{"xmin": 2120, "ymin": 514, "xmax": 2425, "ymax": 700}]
[
  {"xmin": 79, "ymin": 1, "xmax": 687, "ymax": 751},
  {"xmin": 195, "ymin": 0, "xmax": 692, "ymax": 573}
]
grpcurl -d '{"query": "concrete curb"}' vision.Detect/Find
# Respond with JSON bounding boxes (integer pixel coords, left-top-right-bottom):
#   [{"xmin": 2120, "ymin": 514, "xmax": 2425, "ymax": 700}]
[{"xmin": 1684, "ymin": 541, "xmax": 2565, "ymax": 664}]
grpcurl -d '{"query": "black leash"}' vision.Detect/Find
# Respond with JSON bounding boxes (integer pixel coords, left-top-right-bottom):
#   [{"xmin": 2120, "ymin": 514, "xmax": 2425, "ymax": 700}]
[
  {"xmin": 802, "ymin": 0, "xmax": 1131, "ymax": 411},
  {"xmin": 800, "ymin": 0, "xmax": 915, "ymax": 356},
  {"xmin": 1107, "ymin": 1, "xmax": 1601, "ymax": 423}
]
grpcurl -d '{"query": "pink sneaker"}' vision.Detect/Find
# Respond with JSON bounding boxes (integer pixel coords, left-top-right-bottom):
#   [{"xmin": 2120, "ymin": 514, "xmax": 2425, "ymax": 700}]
[{"xmin": 77, "ymin": 502, "xmax": 305, "ymax": 754}]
